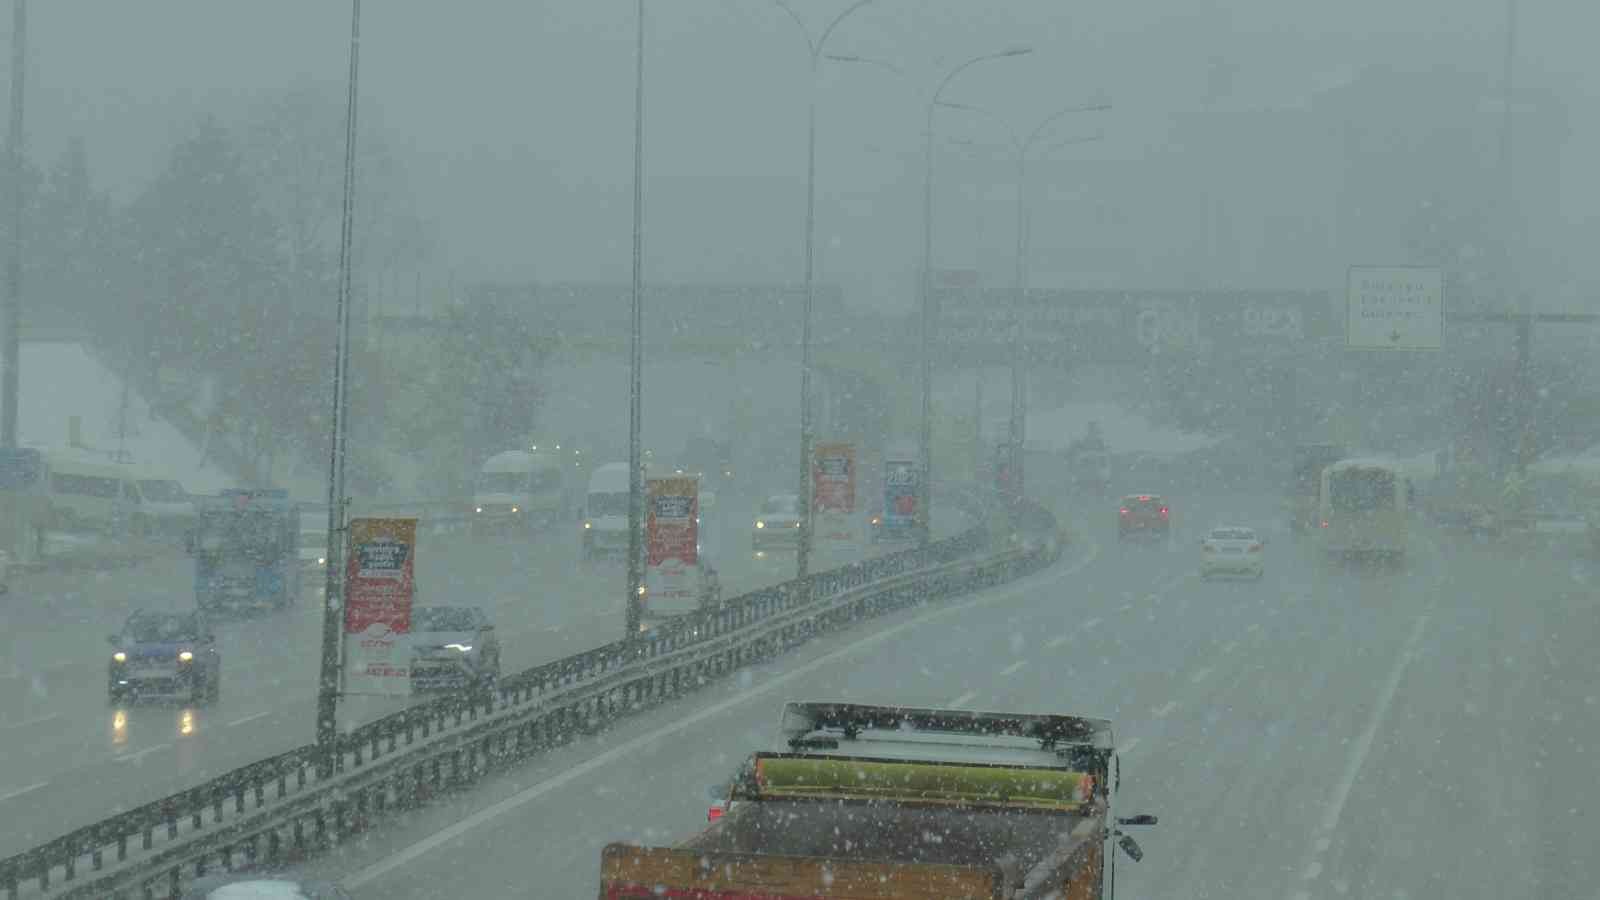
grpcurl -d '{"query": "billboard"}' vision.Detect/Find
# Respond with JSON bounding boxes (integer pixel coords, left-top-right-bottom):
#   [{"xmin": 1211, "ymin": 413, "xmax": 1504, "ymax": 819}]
[
  {"xmin": 645, "ymin": 476, "xmax": 699, "ymax": 606},
  {"xmin": 1346, "ymin": 266, "xmax": 1444, "ymax": 350},
  {"xmin": 813, "ymin": 442, "xmax": 856, "ymax": 542},
  {"xmin": 881, "ymin": 457, "xmax": 920, "ymax": 537},
  {"xmin": 342, "ymin": 517, "xmax": 417, "ymax": 696}
]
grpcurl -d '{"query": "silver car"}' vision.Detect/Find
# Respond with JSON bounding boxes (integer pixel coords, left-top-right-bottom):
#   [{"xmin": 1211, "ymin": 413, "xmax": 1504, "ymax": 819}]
[
  {"xmin": 409, "ymin": 605, "xmax": 502, "ymax": 691},
  {"xmin": 181, "ymin": 875, "xmax": 351, "ymax": 899},
  {"xmin": 752, "ymin": 494, "xmax": 803, "ymax": 552}
]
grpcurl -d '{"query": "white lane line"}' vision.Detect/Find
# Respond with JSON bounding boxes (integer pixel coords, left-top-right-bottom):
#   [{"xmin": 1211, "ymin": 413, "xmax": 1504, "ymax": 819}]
[
  {"xmin": 947, "ymin": 690, "xmax": 979, "ymax": 708},
  {"xmin": 0, "ymin": 782, "xmax": 47, "ymax": 803},
  {"xmin": 1045, "ymin": 634, "xmax": 1071, "ymax": 649},
  {"xmin": 1081, "ymin": 617, "xmax": 1102, "ymax": 631},
  {"xmin": 1152, "ymin": 701, "xmax": 1178, "ymax": 718},
  {"xmin": 1220, "ymin": 640, "xmax": 1239, "ymax": 655},
  {"xmin": 1295, "ymin": 611, "xmax": 1432, "ymax": 893},
  {"xmin": 227, "ymin": 711, "xmax": 271, "ymax": 728},
  {"xmin": 0, "ymin": 712, "xmax": 61, "ymax": 730},
  {"xmin": 1190, "ymin": 666, "xmax": 1213, "ymax": 685},
  {"xmin": 1118, "ymin": 603, "xmax": 1134, "ymax": 613},
  {"xmin": 114, "ymin": 743, "xmax": 171, "ymax": 763},
  {"xmin": 344, "ymin": 537, "xmax": 1104, "ymax": 888},
  {"xmin": 998, "ymin": 659, "xmax": 1028, "ymax": 677},
  {"xmin": 1118, "ymin": 737, "xmax": 1141, "ymax": 755}
]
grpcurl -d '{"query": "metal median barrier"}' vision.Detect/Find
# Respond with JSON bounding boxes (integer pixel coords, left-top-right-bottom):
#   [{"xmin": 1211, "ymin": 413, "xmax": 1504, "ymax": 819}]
[{"xmin": 0, "ymin": 489, "xmax": 1062, "ymax": 900}]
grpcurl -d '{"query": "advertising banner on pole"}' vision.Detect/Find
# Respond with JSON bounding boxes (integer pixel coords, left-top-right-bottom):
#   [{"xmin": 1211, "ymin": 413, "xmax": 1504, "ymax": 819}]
[
  {"xmin": 342, "ymin": 517, "xmax": 417, "ymax": 696},
  {"xmin": 879, "ymin": 456, "xmax": 921, "ymax": 541},
  {"xmin": 813, "ymin": 442, "xmax": 856, "ymax": 542},
  {"xmin": 645, "ymin": 476, "xmax": 699, "ymax": 609}
]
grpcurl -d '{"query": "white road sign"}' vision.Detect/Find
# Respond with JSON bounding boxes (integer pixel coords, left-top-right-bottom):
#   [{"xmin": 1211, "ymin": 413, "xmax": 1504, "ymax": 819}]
[{"xmin": 1347, "ymin": 266, "xmax": 1444, "ymax": 350}]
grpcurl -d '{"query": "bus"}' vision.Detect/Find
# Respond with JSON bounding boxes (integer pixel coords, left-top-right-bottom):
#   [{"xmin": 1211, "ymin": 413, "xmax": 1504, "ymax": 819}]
[
  {"xmin": 188, "ymin": 488, "xmax": 301, "ymax": 612},
  {"xmin": 1288, "ymin": 443, "xmax": 1346, "ymax": 535},
  {"xmin": 1318, "ymin": 458, "xmax": 1409, "ymax": 565}
]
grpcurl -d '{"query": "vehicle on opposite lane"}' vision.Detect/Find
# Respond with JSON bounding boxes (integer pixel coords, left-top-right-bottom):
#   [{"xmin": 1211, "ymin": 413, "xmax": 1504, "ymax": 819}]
[
  {"xmin": 409, "ymin": 606, "xmax": 502, "ymax": 692},
  {"xmin": 1199, "ymin": 525, "xmax": 1266, "ymax": 580},
  {"xmin": 752, "ymin": 493, "xmax": 803, "ymax": 553},
  {"xmin": 107, "ymin": 610, "xmax": 221, "ymax": 705},
  {"xmin": 1118, "ymin": 493, "xmax": 1170, "ymax": 541}
]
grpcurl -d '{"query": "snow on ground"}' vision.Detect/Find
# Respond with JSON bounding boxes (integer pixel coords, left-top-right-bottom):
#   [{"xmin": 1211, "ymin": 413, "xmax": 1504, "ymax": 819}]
[{"xmin": 11, "ymin": 341, "xmax": 236, "ymax": 494}]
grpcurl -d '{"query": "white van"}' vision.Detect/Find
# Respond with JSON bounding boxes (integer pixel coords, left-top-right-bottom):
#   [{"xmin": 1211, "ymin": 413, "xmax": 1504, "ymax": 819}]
[
  {"xmin": 581, "ymin": 462, "xmax": 633, "ymax": 560},
  {"xmin": 473, "ymin": 450, "xmax": 567, "ymax": 532},
  {"xmin": 42, "ymin": 453, "xmax": 133, "ymax": 534}
]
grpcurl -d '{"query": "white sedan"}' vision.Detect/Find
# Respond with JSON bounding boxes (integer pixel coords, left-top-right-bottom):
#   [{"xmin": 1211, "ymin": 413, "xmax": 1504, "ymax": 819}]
[{"xmin": 1199, "ymin": 526, "xmax": 1266, "ymax": 580}]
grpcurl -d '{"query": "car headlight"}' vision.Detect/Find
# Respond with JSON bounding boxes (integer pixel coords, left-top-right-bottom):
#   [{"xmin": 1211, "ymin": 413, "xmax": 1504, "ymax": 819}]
[
  {"xmin": 317, "ymin": 557, "xmax": 327, "ymax": 566},
  {"xmin": 112, "ymin": 651, "xmax": 127, "ymax": 663},
  {"xmin": 755, "ymin": 521, "xmax": 765, "ymax": 529},
  {"xmin": 583, "ymin": 521, "xmax": 592, "ymax": 530},
  {"xmin": 444, "ymin": 643, "xmax": 473, "ymax": 653},
  {"xmin": 475, "ymin": 506, "xmax": 484, "ymax": 514},
  {"xmin": 178, "ymin": 650, "xmax": 194, "ymax": 663},
  {"xmin": 511, "ymin": 506, "xmax": 519, "ymax": 514}
]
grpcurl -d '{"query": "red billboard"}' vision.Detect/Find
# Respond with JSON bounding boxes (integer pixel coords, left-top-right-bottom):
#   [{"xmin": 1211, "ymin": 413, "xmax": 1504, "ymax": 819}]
[
  {"xmin": 342, "ymin": 517, "xmax": 417, "ymax": 696},
  {"xmin": 812, "ymin": 442, "xmax": 856, "ymax": 514}
]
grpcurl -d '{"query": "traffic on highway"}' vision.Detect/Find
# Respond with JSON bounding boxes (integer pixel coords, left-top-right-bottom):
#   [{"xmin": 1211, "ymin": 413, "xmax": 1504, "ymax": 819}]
[{"xmin": 3, "ymin": 3, "xmax": 1599, "ymax": 899}]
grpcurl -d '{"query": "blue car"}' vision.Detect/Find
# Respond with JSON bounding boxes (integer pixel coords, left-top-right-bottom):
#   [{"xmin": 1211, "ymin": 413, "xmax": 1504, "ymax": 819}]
[{"xmin": 107, "ymin": 610, "xmax": 221, "ymax": 704}]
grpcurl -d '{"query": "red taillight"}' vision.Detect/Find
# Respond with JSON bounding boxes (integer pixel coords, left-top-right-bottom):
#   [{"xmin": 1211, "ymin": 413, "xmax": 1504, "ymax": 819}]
[
  {"xmin": 1320, "ymin": 520, "xmax": 1329, "ymax": 528},
  {"xmin": 1159, "ymin": 507, "xmax": 1169, "ymax": 519},
  {"xmin": 1248, "ymin": 543, "xmax": 1262, "ymax": 553},
  {"xmin": 1137, "ymin": 495, "xmax": 1151, "ymax": 502},
  {"xmin": 707, "ymin": 804, "xmax": 724, "ymax": 823},
  {"xmin": 1120, "ymin": 508, "xmax": 1130, "ymax": 516}
]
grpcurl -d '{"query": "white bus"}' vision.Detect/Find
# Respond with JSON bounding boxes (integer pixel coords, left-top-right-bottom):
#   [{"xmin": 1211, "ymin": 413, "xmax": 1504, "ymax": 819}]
[{"xmin": 472, "ymin": 449, "xmax": 568, "ymax": 532}]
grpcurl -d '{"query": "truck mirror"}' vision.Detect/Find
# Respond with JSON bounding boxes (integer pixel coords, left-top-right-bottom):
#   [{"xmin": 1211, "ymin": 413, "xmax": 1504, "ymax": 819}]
[{"xmin": 1117, "ymin": 833, "xmax": 1144, "ymax": 863}]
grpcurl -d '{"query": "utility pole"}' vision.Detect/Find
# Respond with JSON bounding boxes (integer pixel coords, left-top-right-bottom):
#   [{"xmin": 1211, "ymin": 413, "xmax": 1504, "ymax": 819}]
[
  {"xmin": 2, "ymin": 0, "xmax": 25, "ymax": 449},
  {"xmin": 625, "ymin": 0, "xmax": 646, "ymax": 636},
  {"xmin": 317, "ymin": 0, "xmax": 361, "ymax": 779}
]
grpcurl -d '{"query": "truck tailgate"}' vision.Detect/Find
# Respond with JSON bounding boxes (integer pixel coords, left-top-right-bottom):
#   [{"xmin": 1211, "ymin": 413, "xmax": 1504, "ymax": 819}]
[{"xmin": 599, "ymin": 843, "xmax": 1003, "ymax": 899}]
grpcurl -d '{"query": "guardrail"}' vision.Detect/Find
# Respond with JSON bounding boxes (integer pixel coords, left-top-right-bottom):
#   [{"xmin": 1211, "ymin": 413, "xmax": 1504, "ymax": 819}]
[{"xmin": 0, "ymin": 489, "xmax": 1059, "ymax": 900}]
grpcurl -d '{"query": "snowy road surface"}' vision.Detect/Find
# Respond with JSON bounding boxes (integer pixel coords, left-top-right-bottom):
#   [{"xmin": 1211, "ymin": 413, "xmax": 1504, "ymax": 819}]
[
  {"xmin": 276, "ymin": 487, "xmax": 1598, "ymax": 899},
  {"xmin": 0, "ymin": 483, "xmax": 964, "ymax": 858}
]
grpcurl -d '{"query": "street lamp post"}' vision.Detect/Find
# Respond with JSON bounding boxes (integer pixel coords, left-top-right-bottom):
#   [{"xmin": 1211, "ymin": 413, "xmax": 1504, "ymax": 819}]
[
  {"xmin": 625, "ymin": 0, "xmax": 647, "ymax": 635},
  {"xmin": 937, "ymin": 100, "xmax": 1108, "ymax": 499},
  {"xmin": 316, "ymin": 0, "xmax": 362, "ymax": 779},
  {"xmin": 919, "ymin": 49, "xmax": 1031, "ymax": 539},
  {"xmin": 2, "ymin": 0, "xmax": 26, "ymax": 450},
  {"xmin": 773, "ymin": 0, "xmax": 877, "ymax": 581}
]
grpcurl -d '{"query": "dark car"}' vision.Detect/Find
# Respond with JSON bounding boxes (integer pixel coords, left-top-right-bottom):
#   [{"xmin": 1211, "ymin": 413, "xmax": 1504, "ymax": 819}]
[
  {"xmin": 1117, "ymin": 493, "xmax": 1170, "ymax": 540},
  {"xmin": 181, "ymin": 874, "xmax": 351, "ymax": 899},
  {"xmin": 108, "ymin": 610, "xmax": 221, "ymax": 704}
]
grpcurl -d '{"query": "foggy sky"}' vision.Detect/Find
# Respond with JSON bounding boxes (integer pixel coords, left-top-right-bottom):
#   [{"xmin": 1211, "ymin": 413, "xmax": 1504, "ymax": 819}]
[{"xmin": 7, "ymin": 1, "xmax": 1599, "ymax": 308}]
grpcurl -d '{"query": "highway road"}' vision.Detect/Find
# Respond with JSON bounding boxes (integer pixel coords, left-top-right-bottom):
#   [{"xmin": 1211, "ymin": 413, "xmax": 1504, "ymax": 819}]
[
  {"xmin": 0, "ymin": 481, "xmax": 959, "ymax": 859},
  {"xmin": 276, "ymin": 482, "xmax": 1598, "ymax": 899}
]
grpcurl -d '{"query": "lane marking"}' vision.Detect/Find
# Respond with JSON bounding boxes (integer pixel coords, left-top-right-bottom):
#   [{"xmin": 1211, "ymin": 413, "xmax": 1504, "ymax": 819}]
[
  {"xmin": 114, "ymin": 743, "xmax": 170, "ymax": 763},
  {"xmin": 0, "ymin": 712, "xmax": 61, "ymax": 731},
  {"xmin": 0, "ymin": 781, "xmax": 47, "ymax": 803},
  {"xmin": 998, "ymin": 659, "xmax": 1028, "ymax": 677},
  {"xmin": 344, "ymin": 537, "xmax": 1103, "ymax": 888},
  {"xmin": 228, "ymin": 711, "xmax": 271, "ymax": 728},
  {"xmin": 1190, "ymin": 667, "xmax": 1213, "ymax": 685},
  {"xmin": 1118, "ymin": 603, "xmax": 1134, "ymax": 613},
  {"xmin": 1118, "ymin": 737, "xmax": 1141, "ymax": 755},
  {"xmin": 1293, "ymin": 611, "xmax": 1432, "ymax": 895},
  {"xmin": 1081, "ymin": 617, "xmax": 1101, "ymax": 631},
  {"xmin": 1152, "ymin": 701, "xmax": 1177, "ymax": 718},
  {"xmin": 1045, "ymin": 634, "xmax": 1071, "ymax": 649},
  {"xmin": 1220, "ymin": 640, "xmax": 1239, "ymax": 655},
  {"xmin": 947, "ymin": 690, "xmax": 979, "ymax": 708}
]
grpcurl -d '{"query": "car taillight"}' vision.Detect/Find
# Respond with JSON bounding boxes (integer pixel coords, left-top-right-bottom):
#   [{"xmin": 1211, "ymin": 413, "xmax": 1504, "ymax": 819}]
[
  {"xmin": 1320, "ymin": 520, "xmax": 1329, "ymax": 528},
  {"xmin": 1248, "ymin": 543, "xmax": 1262, "ymax": 553},
  {"xmin": 1120, "ymin": 508, "xmax": 1130, "ymax": 516},
  {"xmin": 1159, "ymin": 507, "xmax": 1169, "ymax": 519},
  {"xmin": 707, "ymin": 804, "xmax": 725, "ymax": 823}
]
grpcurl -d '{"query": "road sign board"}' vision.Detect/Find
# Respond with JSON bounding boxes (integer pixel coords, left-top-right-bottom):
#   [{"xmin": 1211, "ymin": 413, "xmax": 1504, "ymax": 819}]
[{"xmin": 1346, "ymin": 266, "xmax": 1444, "ymax": 350}]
